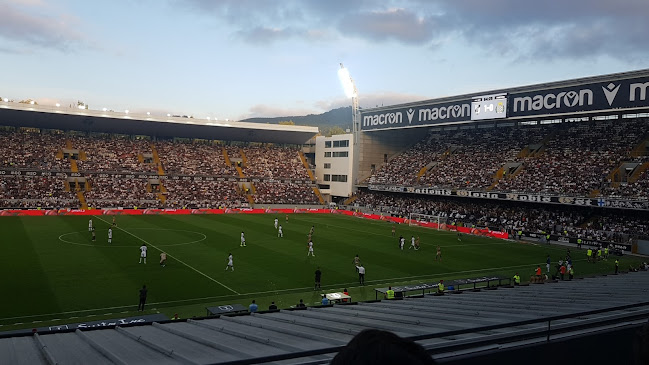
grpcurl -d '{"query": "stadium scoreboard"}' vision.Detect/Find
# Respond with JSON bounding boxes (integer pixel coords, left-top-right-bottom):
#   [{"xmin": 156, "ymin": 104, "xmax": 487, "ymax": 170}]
[{"xmin": 470, "ymin": 93, "xmax": 507, "ymax": 121}]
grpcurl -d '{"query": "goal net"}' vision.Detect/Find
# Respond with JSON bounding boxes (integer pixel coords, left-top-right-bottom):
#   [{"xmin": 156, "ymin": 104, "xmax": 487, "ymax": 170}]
[{"xmin": 408, "ymin": 213, "xmax": 447, "ymax": 230}]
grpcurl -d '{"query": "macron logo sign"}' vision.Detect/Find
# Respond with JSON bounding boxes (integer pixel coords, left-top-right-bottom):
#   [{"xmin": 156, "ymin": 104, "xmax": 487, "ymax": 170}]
[{"xmin": 602, "ymin": 83, "xmax": 620, "ymax": 106}]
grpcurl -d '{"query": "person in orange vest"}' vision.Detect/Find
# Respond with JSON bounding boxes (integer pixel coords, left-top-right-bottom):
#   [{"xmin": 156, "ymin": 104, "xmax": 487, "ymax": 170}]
[{"xmin": 559, "ymin": 264, "xmax": 567, "ymax": 280}]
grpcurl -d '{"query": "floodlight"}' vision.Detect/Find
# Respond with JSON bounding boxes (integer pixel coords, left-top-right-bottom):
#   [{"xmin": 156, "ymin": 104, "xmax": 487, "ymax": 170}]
[
  {"xmin": 30, "ymin": 100, "xmax": 35, "ymax": 105},
  {"xmin": 2, "ymin": 98, "xmax": 7, "ymax": 102},
  {"xmin": 55, "ymin": 103, "xmax": 60, "ymax": 107},
  {"xmin": 125, "ymin": 110, "xmax": 129, "ymax": 114},
  {"xmin": 338, "ymin": 63, "xmax": 357, "ymax": 98},
  {"xmin": 103, "ymin": 108, "xmax": 108, "ymax": 112},
  {"xmin": 147, "ymin": 112, "xmax": 150, "ymax": 116}
]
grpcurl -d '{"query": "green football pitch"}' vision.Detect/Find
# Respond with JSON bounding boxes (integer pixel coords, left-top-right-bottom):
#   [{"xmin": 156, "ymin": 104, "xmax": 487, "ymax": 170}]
[{"xmin": 0, "ymin": 213, "xmax": 641, "ymax": 332}]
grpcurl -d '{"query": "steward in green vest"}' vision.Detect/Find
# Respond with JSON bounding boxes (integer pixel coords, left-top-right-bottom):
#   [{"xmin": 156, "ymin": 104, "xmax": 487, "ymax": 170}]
[
  {"xmin": 437, "ymin": 280, "xmax": 445, "ymax": 294},
  {"xmin": 386, "ymin": 287, "xmax": 395, "ymax": 299},
  {"xmin": 513, "ymin": 273, "xmax": 521, "ymax": 285},
  {"xmin": 586, "ymin": 249, "xmax": 592, "ymax": 262}
]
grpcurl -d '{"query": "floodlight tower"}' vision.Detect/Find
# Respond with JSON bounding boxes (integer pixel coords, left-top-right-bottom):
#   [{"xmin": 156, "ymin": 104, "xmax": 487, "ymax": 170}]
[
  {"xmin": 338, "ymin": 63, "xmax": 361, "ymax": 188},
  {"xmin": 338, "ymin": 63, "xmax": 360, "ymax": 143}
]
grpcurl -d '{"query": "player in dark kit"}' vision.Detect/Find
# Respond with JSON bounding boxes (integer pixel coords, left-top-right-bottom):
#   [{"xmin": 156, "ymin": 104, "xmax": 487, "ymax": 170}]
[{"xmin": 314, "ymin": 267, "xmax": 322, "ymax": 290}]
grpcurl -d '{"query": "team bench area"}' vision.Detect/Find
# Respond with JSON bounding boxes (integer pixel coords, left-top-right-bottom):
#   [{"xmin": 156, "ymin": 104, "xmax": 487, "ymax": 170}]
[{"xmin": 374, "ymin": 276, "xmax": 510, "ymax": 300}]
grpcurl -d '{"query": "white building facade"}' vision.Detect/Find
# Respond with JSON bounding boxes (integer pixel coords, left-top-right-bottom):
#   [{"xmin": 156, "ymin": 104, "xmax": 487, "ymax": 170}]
[{"xmin": 314, "ymin": 134, "xmax": 354, "ymax": 200}]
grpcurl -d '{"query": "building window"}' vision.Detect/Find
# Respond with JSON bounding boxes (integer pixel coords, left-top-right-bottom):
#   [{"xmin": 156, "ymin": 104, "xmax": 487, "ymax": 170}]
[
  {"xmin": 324, "ymin": 152, "xmax": 331, "ymax": 157},
  {"xmin": 324, "ymin": 174, "xmax": 331, "ymax": 181},
  {"xmin": 325, "ymin": 141, "xmax": 332, "ymax": 148},
  {"xmin": 324, "ymin": 163, "xmax": 331, "ymax": 169},
  {"xmin": 331, "ymin": 174, "xmax": 348, "ymax": 182},
  {"xmin": 332, "ymin": 151, "xmax": 348, "ymax": 157},
  {"xmin": 333, "ymin": 140, "xmax": 349, "ymax": 148}
]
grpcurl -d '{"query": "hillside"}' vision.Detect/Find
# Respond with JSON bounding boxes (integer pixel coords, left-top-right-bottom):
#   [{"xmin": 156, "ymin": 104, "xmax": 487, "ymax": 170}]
[{"xmin": 241, "ymin": 106, "xmax": 352, "ymax": 129}]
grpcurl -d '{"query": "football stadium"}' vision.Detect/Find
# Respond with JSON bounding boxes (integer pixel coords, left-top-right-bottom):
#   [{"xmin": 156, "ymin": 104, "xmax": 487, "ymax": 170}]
[{"xmin": 1, "ymin": 66, "xmax": 649, "ymax": 364}]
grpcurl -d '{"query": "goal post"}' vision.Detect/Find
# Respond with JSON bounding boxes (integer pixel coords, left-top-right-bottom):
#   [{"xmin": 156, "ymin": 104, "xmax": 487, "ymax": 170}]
[{"xmin": 408, "ymin": 213, "xmax": 446, "ymax": 230}]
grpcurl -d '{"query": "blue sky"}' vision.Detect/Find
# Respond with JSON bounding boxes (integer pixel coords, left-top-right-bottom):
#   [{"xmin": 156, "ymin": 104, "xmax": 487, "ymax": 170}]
[{"xmin": 1, "ymin": 0, "xmax": 648, "ymax": 121}]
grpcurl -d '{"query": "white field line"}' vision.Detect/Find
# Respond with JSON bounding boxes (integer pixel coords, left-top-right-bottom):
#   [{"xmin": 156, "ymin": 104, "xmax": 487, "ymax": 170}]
[
  {"xmin": 93, "ymin": 215, "xmax": 240, "ymax": 295},
  {"xmin": 0, "ymin": 259, "xmax": 588, "ymax": 323}
]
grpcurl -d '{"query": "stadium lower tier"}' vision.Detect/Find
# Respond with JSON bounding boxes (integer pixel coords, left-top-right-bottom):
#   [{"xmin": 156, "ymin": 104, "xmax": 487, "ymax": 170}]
[
  {"xmin": 351, "ymin": 189, "xmax": 649, "ymax": 242},
  {"xmin": 0, "ymin": 175, "xmax": 318, "ymax": 208}
]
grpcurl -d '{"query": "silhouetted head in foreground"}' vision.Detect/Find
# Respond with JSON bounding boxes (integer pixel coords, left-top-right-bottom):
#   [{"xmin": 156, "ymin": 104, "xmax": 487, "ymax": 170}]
[{"xmin": 331, "ymin": 329, "xmax": 436, "ymax": 365}]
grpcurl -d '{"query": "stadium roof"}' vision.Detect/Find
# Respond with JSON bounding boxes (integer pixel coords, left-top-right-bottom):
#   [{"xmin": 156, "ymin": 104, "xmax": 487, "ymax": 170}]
[
  {"xmin": 363, "ymin": 68, "xmax": 649, "ymax": 113},
  {"xmin": 0, "ymin": 103, "xmax": 319, "ymax": 145}
]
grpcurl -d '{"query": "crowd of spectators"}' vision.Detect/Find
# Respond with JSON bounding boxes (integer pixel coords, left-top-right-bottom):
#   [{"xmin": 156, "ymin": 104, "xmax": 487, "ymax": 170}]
[
  {"xmin": 370, "ymin": 125, "xmax": 546, "ymax": 188},
  {"xmin": 74, "ymin": 135, "xmax": 156, "ymax": 173},
  {"xmin": 352, "ymin": 189, "xmax": 649, "ymax": 241},
  {"xmin": 84, "ymin": 177, "xmax": 158, "ymax": 209},
  {"xmin": 0, "ymin": 176, "xmax": 77, "ymax": 208},
  {"xmin": 0, "ymin": 129, "xmax": 63, "ymax": 170},
  {"xmin": 242, "ymin": 145, "xmax": 308, "ymax": 179},
  {"xmin": 254, "ymin": 182, "xmax": 319, "ymax": 204},
  {"xmin": 369, "ymin": 119, "xmax": 649, "ymax": 199},
  {"xmin": 493, "ymin": 120, "xmax": 647, "ymax": 196},
  {"xmin": 163, "ymin": 180, "xmax": 244, "ymax": 208},
  {"xmin": 156, "ymin": 141, "xmax": 234, "ymax": 176}
]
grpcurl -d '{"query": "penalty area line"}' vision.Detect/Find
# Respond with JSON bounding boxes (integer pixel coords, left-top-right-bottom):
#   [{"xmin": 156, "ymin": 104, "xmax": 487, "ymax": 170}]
[{"xmin": 93, "ymin": 216, "xmax": 240, "ymax": 295}]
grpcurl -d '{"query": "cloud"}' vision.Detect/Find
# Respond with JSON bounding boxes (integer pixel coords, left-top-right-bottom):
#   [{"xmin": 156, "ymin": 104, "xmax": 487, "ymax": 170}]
[
  {"xmin": 0, "ymin": 3, "xmax": 87, "ymax": 52},
  {"xmin": 433, "ymin": 0, "xmax": 649, "ymax": 60},
  {"xmin": 339, "ymin": 8, "xmax": 439, "ymax": 44},
  {"xmin": 175, "ymin": 0, "xmax": 649, "ymax": 60}
]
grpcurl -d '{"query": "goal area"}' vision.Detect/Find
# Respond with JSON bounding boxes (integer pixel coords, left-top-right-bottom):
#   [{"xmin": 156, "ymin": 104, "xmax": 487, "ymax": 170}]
[{"xmin": 408, "ymin": 213, "xmax": 447, "ymax": 230}]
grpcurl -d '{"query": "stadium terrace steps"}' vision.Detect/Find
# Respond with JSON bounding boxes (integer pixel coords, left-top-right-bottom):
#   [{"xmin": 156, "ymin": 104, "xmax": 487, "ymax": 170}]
[
  {"xmin": 221, "ymin": 147, "xmax": 231, "ymax": 167},
  {"xmin": 2, "ymin": 271, "xmax": 648, "ymax": 364}
]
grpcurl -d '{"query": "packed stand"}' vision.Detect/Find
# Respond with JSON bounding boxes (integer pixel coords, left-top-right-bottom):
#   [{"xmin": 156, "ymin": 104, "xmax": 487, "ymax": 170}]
[
  {"xmin": 494, "ymin": 119, "xmax": 648, "ymax": 196},
  {"xmin": 352, "ymin": 189, "xmax": 649, "ymax": 241},
  {"xmin": 370, "ymin": 125, "xmax": 546, "ymax": 188},
  {"xmin": 242, "ymin": 145, "xmax": 309, "ymax": 179},
  {"xmin": 0, "ymin": 129, "xmax": 66, "ymax": 170},
  {"xmin": 156, "ymin": 141, "xmax": 234, "ymax": 176},
  {"xmin": 85, "ymin": 177, "xmax": 157, "ymax": 208},
  {"xmin": 73, "ymin": 135, "xmax": 156, "ymax": 173},
  {"xmin": 254, "ymin": 182, "xmax": 319, "ymax": 204},
  {"xmin": 0, "ymin": 176, "xmax": 77, "ymax": 208},
  {"xmin": 419, "ymin": 126, "xmax": 546, "ymax": 189},
  {"xmin": 164, "ymin": 180, "xmax": 244, "ymax": 208}
]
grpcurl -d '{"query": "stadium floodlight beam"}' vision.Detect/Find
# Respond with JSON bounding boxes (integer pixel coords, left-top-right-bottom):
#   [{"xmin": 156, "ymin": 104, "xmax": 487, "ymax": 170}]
[
  {"xmin": 338, "ymin": 63, "xmax": 357, "ymax": 98},
  {"xmin": 338, "ymin": 62, "xmax": 360, "ymax": 141},
  {"xmin": 338, "ymin": 62, "xmax": 361, "ymax": 191}
]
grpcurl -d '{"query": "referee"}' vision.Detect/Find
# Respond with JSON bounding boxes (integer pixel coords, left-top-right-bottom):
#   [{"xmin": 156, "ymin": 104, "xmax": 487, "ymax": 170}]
[{"xmin": 356, "ymin": 264, "xmax": 366, "ymax": 285}]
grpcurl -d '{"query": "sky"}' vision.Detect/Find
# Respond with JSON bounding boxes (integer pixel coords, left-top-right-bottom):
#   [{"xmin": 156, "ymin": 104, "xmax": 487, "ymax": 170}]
[{"xmin": 1, "ymin": 0, "xmax": 648, "ymax": 121}]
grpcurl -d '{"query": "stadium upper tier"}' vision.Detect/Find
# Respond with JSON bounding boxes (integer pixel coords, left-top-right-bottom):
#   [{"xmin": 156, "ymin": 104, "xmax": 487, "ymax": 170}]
[
  {"xmin": 368, "ymin": 118, "xmax": 649, "ymax": 200},
  {"xmin": 0, "ymin": 128, "xmax": 320, "ymax": 208}
]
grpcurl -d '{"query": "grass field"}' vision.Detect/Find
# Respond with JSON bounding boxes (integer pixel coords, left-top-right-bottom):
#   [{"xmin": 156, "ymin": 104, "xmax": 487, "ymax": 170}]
[{"xmin": 0, "ymin": 213, "xmax": 642, "ymax": 332}]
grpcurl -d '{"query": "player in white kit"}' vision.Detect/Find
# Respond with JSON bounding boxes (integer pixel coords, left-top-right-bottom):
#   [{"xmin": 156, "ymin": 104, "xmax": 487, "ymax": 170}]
[
  {"xmin": 274, "ymin": 218, "xmax": 278, "ymax": 229},
  {"xmin": 240, "ymin": 231, "xmax": 246, "ymax": 247},
  {"xmin": 399, "ymin": 236, "xmax": 405, "ymax": 250},
  {"xmin": 139, "ymin": 244, "xmax": 147, "ymax": 264},
  {"xmin": 278, "ymin": 225, "xmax": 283, "ymax": 238},
  {"xmin": 409, "ymin": 236, "xmax": 416, "ymax": 249},
  {"xmin": 307, "ymin": 240, "xmax": 315, "ymax": 257},
  {"xmin": 108, "ymin": 228, "xmax": 112, "ymax": 244},
  {"xmin": 225, "ymin": 253, "xmax": 234, "ymax": 271},
  {"xmin": 88, "ymin": 219, "xmax": 93, "ymax": 232}
]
